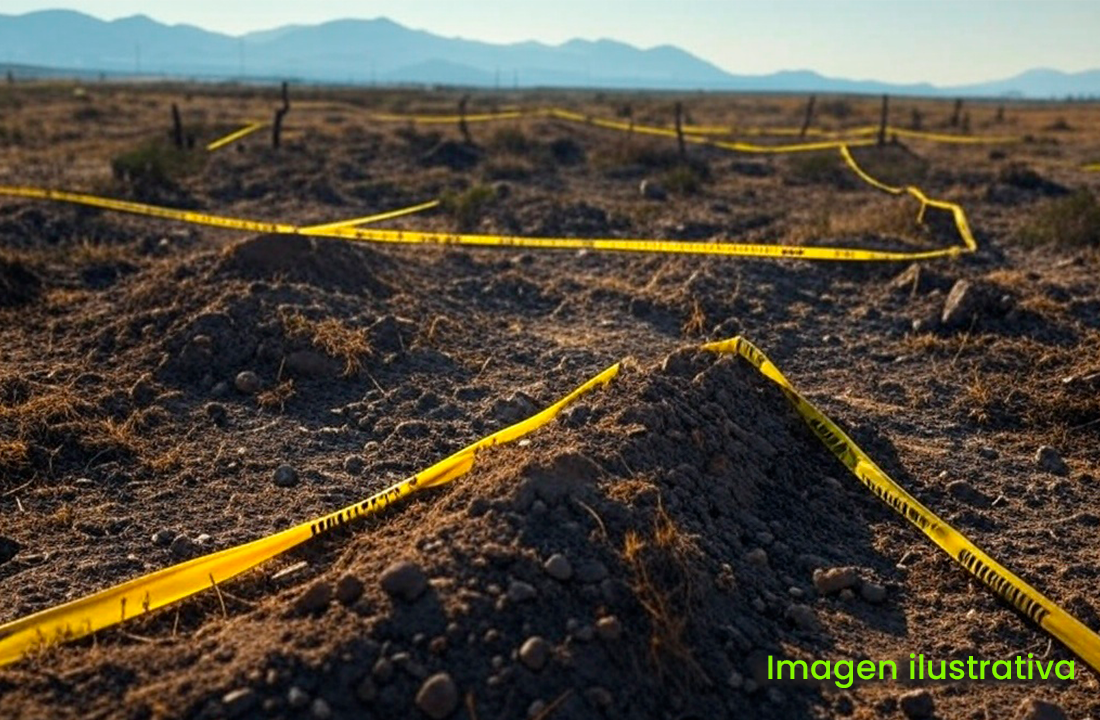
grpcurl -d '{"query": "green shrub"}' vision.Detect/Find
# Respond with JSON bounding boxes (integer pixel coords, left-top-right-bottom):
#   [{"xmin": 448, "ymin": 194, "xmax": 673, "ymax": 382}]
[
  {"xmin": 441, "ymin": 184, "xmax": 495, "ymax": 230},
  {"xmin": 111, "ymin": 139, "xmax": 203, "ymax": 188},
  {"xmin": 1019, "ymin": 190, "xmax": 1100, "ymax": 247}
]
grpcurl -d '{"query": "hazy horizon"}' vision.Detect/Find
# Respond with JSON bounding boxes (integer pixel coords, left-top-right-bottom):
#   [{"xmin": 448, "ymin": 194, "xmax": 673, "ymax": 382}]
[{"xmin": 3, "ymin": 1, "xmax": 1099, "ymax": 86}]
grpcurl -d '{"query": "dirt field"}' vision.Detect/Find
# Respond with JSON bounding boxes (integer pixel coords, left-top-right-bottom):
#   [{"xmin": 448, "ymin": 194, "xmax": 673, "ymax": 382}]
[{"xmin": 1, "ymin": 83, "xmax": 1100, "ymax": 720}]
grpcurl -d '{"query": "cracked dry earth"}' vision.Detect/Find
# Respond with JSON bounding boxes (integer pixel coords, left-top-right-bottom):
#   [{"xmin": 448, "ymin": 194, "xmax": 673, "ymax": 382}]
[{"xmin": 1, "ymin": 85, "xmax": 1100, "ymax": 719}]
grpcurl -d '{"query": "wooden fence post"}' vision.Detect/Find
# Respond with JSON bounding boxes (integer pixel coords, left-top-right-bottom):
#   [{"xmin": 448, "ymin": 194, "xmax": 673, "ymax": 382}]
[
  {"xmin": 458, "ymin": 95, "xmax": 471, "ymax": 144},
  {"xmin": 799, "ymin": 95, "xmax": 816, "ymax": 138},
  {"xmin": 950, "ymin": 98, "xmax": 963, "ymax": 128},
  {"xmin": 675, "ymin": 101, "xmax": 686, "ymax": 160},
  {"xmin": 272, "ymin": 81, "xmax": 290, "ymax": 149},
  {"xmin": 171, "ymin": 103, "xmax": 184, "ymax": 149}
]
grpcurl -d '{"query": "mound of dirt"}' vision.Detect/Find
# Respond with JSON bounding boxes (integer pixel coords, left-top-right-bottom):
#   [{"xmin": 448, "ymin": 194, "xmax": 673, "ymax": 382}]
[
  {"xmin": 218, "ymin": 233, "xmax": 394, "ymax": 296},
  {"xmin": 6, "ymin": 348, "xmax": 898, "ymax": 719},
  {"xmin": 0, "ymin": 258, "xmax": 41, "ymax": 307}
]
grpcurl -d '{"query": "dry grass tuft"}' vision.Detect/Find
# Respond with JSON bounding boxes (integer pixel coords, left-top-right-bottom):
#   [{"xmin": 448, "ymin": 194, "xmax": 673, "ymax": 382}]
[
  {"xmin": 257, "ymin": 379, "xmax": 296, "ymax": 411},
  {"xmin": 282, "ymin": 311, "xmax": 372, "ymax": 376},
  {"xmin": 621, "ymin": 501, "xmax": 707, "ymax": 687}
]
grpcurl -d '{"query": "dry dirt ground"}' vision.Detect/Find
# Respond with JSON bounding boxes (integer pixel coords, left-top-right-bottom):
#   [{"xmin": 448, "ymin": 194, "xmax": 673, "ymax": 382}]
[{"xmin": 1, "ymin": 84, "xmax": 1100, "ymax": 720}]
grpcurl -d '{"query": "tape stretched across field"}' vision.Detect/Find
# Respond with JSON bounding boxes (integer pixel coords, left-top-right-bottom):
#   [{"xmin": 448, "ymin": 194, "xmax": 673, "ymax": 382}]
[
  {"xmin": 366, "ymin": 106, "xmax": 1021, "ymax": 146},
  {"xmin": 2, "ymin": 336, "xmax": 1098, "ymax": 674},
  {"xmin": 206, "ymin": 121, "xmax": 267, "ymax": 152},
  {"xmin": 0, "ymin": 136, "xmax": 978, "ymax": 262}
]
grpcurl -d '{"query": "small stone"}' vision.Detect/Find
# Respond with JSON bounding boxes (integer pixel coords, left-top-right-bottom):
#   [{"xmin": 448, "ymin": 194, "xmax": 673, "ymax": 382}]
[
  {"xmin": 294, "ymin": 581, "xmax": 332, "ymax": 615},
  {"xmin": 1016, "ymin": 698, "xmax": 1069, "ymax": 720},
  {"xmin": 1035, "ymin": 446, "xmax": 1069, "ymax": 476},
  {"xmin": 899, "ymin": 689, "xmax": 935, "ymax": 719},
  {"xmin": 787, "ymin": 604, "xmax": 818, "ymax": 631},
  {"xmin": 211, "ymin": 381, "xmax": 229, "ymax": 398},
  {"xmin": 234, "ymin": 370, "xmax": 262, "ymax": 394},
  {"xmin": 151, "ymin": 528, "xmax": 174, "ymax": 546},
  {"xmin": 639, "ymin": 179, "xmax": 667, "ymax": 201},
  {"xmin": 861, "ymin": 581, "xmax": 888, "ymax": 604},
  {"xmin": 273, "ymin": 464, "xmax": 299, "ymax": 487},
  {"xmin": 287, "ymin": 686, "xmax": 310, "ymax": 709},
  {"xmin": 343, "ymin": 454, "xmax": 365, "ymax": 475},
  {"xmin": 335, "ymin": 574, "xmax": 364, "ymax": 605},
  {"xmin": 415, "ymin": 673, "xmax": 459, "ymax": 720},
  {"xmin": 373, "ymin": 657, "xmax": 394, "ymax": 683},
  {"xmin": 507, "ymin": 580, "xmax": 537, "ymax": 602},
  {"xmin": 355, "ymin": 677, "xmax": 377, "ymax": 703},
  {"xmin": 839, "ymin": 588, "xmax": 856, "ymax": 602},
  {"xmin": 543, "ymin": 553, "xmax": 573, "ymax": 581},
  {"xmin": 519, "ymin": 636, "xmax": 551, "ymax": 671},
  {"xmin": 573, "ymin": 624, "xmax": 595, "ymax": 643},
  {"xmin": 194, "ymin": 533, "xmax": 212, "ymax": 546},
  {"xmin": 812, "ymin": 567, "xmax": 860, "ymax": 595},
  {"xmin": 595, "ymin": 615, "xmax": 622, "ymax": 641},
  {"xmin": 169, "ymin": 534, "xmax": 195, "ymax": 559},
  {"xmin": 745, "ymin": 548, "xmax": 769, "ymax": 567},
  {"xmin": 942, "ymin": 279, "xmax": 994, "ymax": 329},
  {"xmin": 728, "ymin": 670, "xmax": 744, "ymax": 689},
  {"xmin": 222, "ymin": 688, "xmax": 257, "ymax": 718},
  {"xmin": 204, "ymin": 402, "xmax": 227, "ymax": 425},
  {"xmin": 380, "ymin": 560, "xmax": 428, "ymax": 602},
  {"xmin": 310, "ymin": 698, "xmax": 332, "ymax": 720},
  {"xmin": 527, "ymin": 700, "xmax": 547, "ymax": 718},
  {"xmin": 947, "ymin": 479, "xmax": 990, "ymax": 507}
]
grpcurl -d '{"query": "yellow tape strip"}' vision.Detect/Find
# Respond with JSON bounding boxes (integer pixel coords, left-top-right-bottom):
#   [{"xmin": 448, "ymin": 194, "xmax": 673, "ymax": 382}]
[
  {"xmin": 0, "ymin": 363, "xmax": 621, "ymax": 667},
  {"xmin": 300, "ymin": 200, "xmax": 441, "ymax": 233},
  {"xmin": 206, "ymin": 121, "xmax": 267, "ymax": 152},
  {"xmin": 702, "ymin": 336, "xmax": 1100, "ymax": 673},
  {"xmin": 370, "ymin": 111, "xmax": 526, "ymax": 124},
  {"xmin": 4, "ymin": 337, "xmax": 1097, "ymax": 673},
  {"xmin": 1083, "ymin": 163, "xmax": 1100, "ymax": 172},
  {"xmin": 0, "ymin": 143, "xmax": 973, "ymax": 261}
]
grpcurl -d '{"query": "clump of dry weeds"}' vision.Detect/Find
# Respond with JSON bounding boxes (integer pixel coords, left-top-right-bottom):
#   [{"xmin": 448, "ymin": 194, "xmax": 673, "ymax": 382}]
[{"xmin": 282, "ymin": 310, "xmax": 372, "ymax": 376}]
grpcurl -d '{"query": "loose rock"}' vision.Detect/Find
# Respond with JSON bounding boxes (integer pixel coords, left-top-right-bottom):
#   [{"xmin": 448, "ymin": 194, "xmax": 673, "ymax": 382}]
[
  {"xmin": 507, "ymin": 580, "xmax": 537, "ymax": 603},
  {"xmin": 343, "ymin": 454, "xmax": 365, "ymax": 475},
  {"xmin": 787, "ymin": 604, "xmax": 818, "ymax": 631},
  {"xmin": 273, "ymin": 464, "xmax": 299, "ymax": 487},
  {"xmin": 294, "ymin": 581, "xmax": 332, "ymax": 615},
  {"xmin": 640, "ymin": 179, "xmax": 667, "ymax": 201},
  {"xmin": 1016, "ymin": 698, "xmax": 1068, "ymax": 720},
  {"xmin": 310, "ymin": 698, "xmax": 332, "ymax": 720},
  {"xmin": 287, "ymin": 686, "xmax": 310, "ymax": 708},
  {"xmin": 543, "ymin": 553, "xmax": 573, "ymax": 581},
  {"xmin": 222, "ymin": 688, "xmax": 257, "ymax": 718},
  {"xmin": 861, "ymin": 582, "xmax": 888, "ymax": 604},
  {"xmin": 518, "ymin": 636, "xmax": 550, "ymax": 671},
  {"xmin": 335, "ymin": 573, "xmax": 364, "ymax": 605},
  {"xmin": 380, "ymin": 560, "xmax": 428, "ymax": 602},
  {"xmin": 234, "ymin": 370, "xmax": 262, "ymax": 394},
  {"xmin": 899, "ymin": 689, "xmax": 935, "ymax": 719},
  {"xmin": 941, "ymin": 279, "xmax": 994, "ymax": 329},
  {"xmin": 596, "ymin": 615, "xmax": 622, "ymax": 641},
  {"xmin": 812, "ymin": 567, "xmax": 860, "ymax": 595},
  {"xmin": 415, "ymin": 673, "xmax": 459, "ymax": 720},
  {"xmin": 1035, "ymin": 446, "xmax": 1069, "ymax": 476}
]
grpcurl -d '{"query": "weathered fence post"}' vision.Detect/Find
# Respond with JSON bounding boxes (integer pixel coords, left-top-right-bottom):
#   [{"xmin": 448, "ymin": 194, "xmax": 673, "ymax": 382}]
[
  {"xmin": 626, "ymin": 103, "xmax": 634, "ymax": 135},
  {"xmin": 799, "ymin": 95, "xmax": 816, "ymax": 138},
  {"xmin": 171, "ymin": 103, "xmax": 184, "ymax": 149},
  {"xmin": 272, "ymin": 81, "xmax": 290, "ymax": 149},
  {"xmin": 675, "ymin": 101, "xmax": 686, "ymax": 160},
  {"xmin": 950, "ymin": 98, "xmax": 963, "ymax": 128},
  {"xmin": 910, "ymin": 108, "xmax": 923, "ymax": 131},
  {"xmin": 995, "ymin": 105, "xmax": 1005, "ymax": 123},
  {"xmin": 877, "ymin": 95, "xmax": 889, "ymax": 146},
  {"xmin": 458, "ymin": 94, "xmax": 472, "ymax": 144}
]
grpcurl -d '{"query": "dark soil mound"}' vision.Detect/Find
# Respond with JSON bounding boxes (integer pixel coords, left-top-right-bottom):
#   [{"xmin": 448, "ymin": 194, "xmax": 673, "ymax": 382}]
[
  {"xmin": 422, "ymin": 141, "xmax": 482, "ymax": 171},
  {"xmin": 0, "ymin": 258, "xmax": 41, "ymax": 307},
  {"xmin": 218, "ymin": 233, "xmax": 394, "ymax": 296},
  {"xmin": 13, "ymin": 348, "xmax": 897, "ymax": 720}
]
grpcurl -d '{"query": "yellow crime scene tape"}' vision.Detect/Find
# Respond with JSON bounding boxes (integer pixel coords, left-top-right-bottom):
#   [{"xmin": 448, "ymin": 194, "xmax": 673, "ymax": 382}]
[
  {"xmin": 206, "ymin": 121, "xmax": 268, "ymax": 152},
  {"xmin": 1083, "ymin": 163, "xmax": 1100, "ymax": 172},
  {"xmin": 301, "ymin": 200, "xmax": 441, "ymax": 233},
  {"xmin": 703, "ymin": 336, "xmax": 1100, "ymax": 674},
  {"xmin": 363, "ymin": 106, "xmax": 1019, "ymax": 146},
  {"xmin": 3, "ymin": 337, "xmax": 1098, "ymax": 673},
  {"xmin": 0, "ymin": 138, "xmax": 979, "ymax": 262},
  {"xmin": 0, "ymin": 363, "xmax": 622, "ymax": 667}
]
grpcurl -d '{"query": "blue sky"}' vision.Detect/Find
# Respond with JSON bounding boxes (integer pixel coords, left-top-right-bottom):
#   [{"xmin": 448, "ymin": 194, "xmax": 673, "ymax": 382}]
[{"xmin": 5, "ymin": 1, "xmax": 1099, "ymax": 85}]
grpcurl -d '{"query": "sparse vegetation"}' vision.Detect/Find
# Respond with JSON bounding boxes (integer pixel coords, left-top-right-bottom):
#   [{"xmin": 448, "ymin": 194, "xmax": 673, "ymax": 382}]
[
  {"xmin": 282, "ymin": 311, "xmax": 372, "ymax": 376},
  {"xmin": 1019, "ymin": 189, "xmax": 1100, "ymax": 247},
  {"xmin": 441, "ymin": 184, "xmax": 495, "ymax": 230},
  {"xmin": 110, "ymin": 138, "xmax": 204, "ymax": 188}
]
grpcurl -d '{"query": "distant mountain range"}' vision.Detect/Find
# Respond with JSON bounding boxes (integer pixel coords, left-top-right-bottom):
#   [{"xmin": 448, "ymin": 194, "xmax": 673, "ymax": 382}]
[{"xmin": 2, "ymin": 10, "xmax": 1099, "ymax": 97}]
